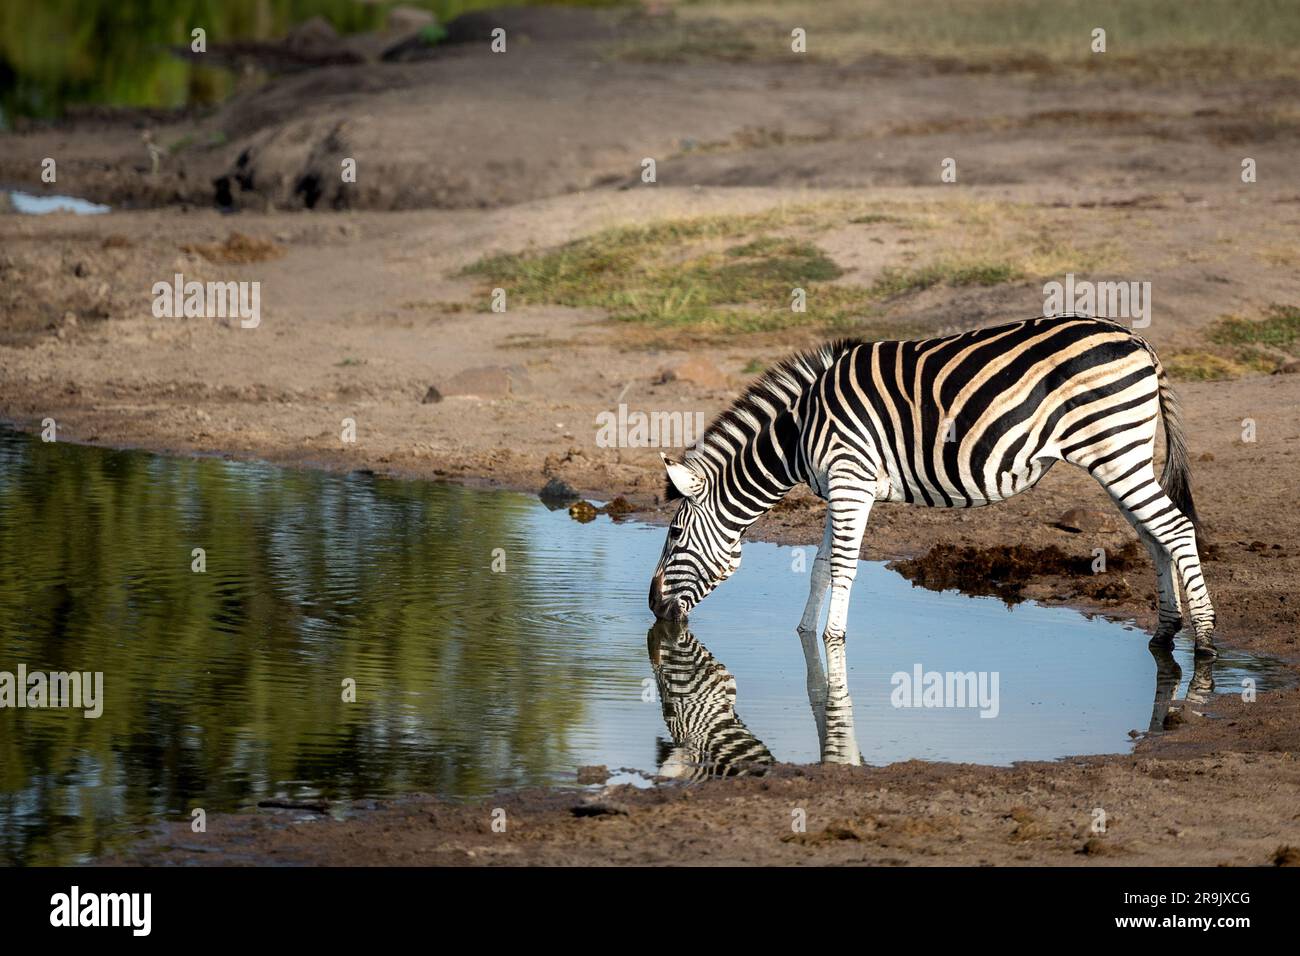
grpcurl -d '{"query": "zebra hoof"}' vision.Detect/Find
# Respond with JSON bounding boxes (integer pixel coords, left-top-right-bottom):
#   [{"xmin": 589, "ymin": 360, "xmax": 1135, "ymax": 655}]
[{"xmin": 1148, "ymin": 632, "xmax": 1175, "ymax": 651}]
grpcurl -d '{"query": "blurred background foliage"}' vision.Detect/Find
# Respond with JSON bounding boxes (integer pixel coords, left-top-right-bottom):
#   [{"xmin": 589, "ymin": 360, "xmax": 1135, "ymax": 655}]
[
  {"xmin": 4, "ymin": 0, "xmax": 1298, "ymax": 123},
  {"xmin": 0, "ymin": 0, "xmax": 622, "ymax": 121}
]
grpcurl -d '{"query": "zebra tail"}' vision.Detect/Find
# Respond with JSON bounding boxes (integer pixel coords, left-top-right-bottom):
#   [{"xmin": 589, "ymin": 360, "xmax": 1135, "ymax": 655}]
[{"xmin": 1154, "ymin": 358, "xmax": 1202, "ymax": 537}]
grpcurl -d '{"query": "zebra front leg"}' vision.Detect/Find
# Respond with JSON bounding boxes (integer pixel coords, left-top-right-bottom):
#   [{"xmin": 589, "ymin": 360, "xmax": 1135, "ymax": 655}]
[
  {"xmin": 820, "ymin": 471, "xmax": 874, "ymax": 766},
  {"xmin": 796, "ymin": 519, "xmax": 833, "ymax": 746}
]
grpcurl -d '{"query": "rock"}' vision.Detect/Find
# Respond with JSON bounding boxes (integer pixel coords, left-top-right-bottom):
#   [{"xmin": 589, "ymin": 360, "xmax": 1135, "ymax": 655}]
[
  {"xmin": 1055, "ymin": 508, "xmax": 1121, "ymax": 534},
  {"xmin": 438, "ymin": 365, "xmax": 529, "ymax": 400},
  {"xmin": 387, "ymin": 5, "xmax": 435, "ymax": 33},
  {"xmin": 599, "ymin": 496, "xmax": 636, "ymax": 518},
  {"xmin": 576, "ymin": 765, "xmax": 609, "ymax": 785},
  {"xmin": 1198, "ymin": 451, "xmax": 1215, "ymax": 462},
  {"xmin": 421, "ymin": 385, "xmax": 442, "ymax": 404},
  {"xmin": 538, "ymin": 477, "xmax": 579, "ymax": 507},
  {"xmin": 1274, "ymin": 845, "xmax": 1300, "ymax": 866},
  {"xmin": 656, "ymin": 357, "xmax": 730, "ymax": 390},
  {"xmin": 571, "ymin": 798, "xmax": 629, "ymax": 818},
  {"xmin": 284, "ymin": 16, "xmax": 340, "ymax": 52},
  {"xmin": 568, "ymin": 501, "xmax": 598, "ymax": 523}
]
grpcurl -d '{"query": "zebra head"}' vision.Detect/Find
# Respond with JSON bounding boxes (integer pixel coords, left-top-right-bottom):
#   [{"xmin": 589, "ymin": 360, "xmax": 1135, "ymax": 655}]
[{"xmin": 649, "ymin": 454, "xmax": 743, "ymax": 621}]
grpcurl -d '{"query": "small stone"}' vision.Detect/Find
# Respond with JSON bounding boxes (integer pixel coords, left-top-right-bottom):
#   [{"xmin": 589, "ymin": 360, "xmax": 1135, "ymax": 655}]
[
  {"xmin": 437, "ymin": 365, "xmax": 529, "ymax": 400},
  {"xmin": 576, "ymin": 765, "xmax": 609, "ymax": 785},
  {"xmin": 283, "ymin": 15, "xmax": 339, "ymax": 51},
  {"xmin": 73, "ymin": 261, "xmax": 90, "ymax": 277},
  {"xmin": 656, "ymin": 357, "xmax": 729, "ymax": 389},
  {"xmin": 571, "ymin": 799, "xmax": 629, "ymax": 818},
  {"xmin": 421, "ymin": 385, "xmax": 442, "ymax": 404},
  {"xmin": 600, "ymin": 495, "xmax": 636, "ymax": 517},
  {"xmin": 568, "ymin": 501, "xmax": 598, "ymax": 523},
  {"xmin": 1274, "ymin": 845, "xmax": 1300, "ymax": 866},
  {"xmin": 1198, "ymin": 451, "xmax": 1215, "ymax": 462},
  {"xmin": 539, "ymin": 477, "xmax": 578, "ymax": 506},
  {"xmin": 1055, "ymin": 508, "xmax": 1121, "ymax": 534}
]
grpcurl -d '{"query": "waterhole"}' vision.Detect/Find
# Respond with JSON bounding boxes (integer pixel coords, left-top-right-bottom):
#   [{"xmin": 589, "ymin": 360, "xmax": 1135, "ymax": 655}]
[{"xmin": 0, "ymin": 428, "xmax": 1284, "ymax": 864}]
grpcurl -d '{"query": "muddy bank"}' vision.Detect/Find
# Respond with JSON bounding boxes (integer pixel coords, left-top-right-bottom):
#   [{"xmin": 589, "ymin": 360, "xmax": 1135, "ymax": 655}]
[{"xmin": 105, "ymin": 734, "xmax": 1300, "ymax": 866}]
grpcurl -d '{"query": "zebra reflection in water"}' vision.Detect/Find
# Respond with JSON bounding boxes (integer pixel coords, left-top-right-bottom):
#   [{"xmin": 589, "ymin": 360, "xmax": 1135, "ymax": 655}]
[
  {"xmin": 647, "ymin": 621, "xmax": 773, "ymax": 780},
  {"xmin": 646, "ymin": 621, "xmax": 854, "ymax": 775},
  {"xmin": 1148, "ymin": 644, "xmax": 1216, "ymax": 733},
  {"xmin": 648, "ymin": 621, "xmax": 1221, "ymax": 770}
]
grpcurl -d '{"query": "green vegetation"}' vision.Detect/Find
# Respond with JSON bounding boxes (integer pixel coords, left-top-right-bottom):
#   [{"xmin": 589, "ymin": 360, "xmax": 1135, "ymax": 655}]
[
  {"xmin": 462, "ymin": 214, "xmax": 878, "ymax": 335},
  {"xmin": 871, "ymin": 261, "xmax": 1020, "ymax": 297},
  {"xmin": 1167, "ymin": 305, "xmax": 1300, "ymax": 381},
  {"xmin": 658, "ymin": 0, "xmax": 1300, "ymax": 79},
  {"xmin": 462, "ymin": 211, "xmax": 883, "ymax": 332},
  {"xmin": 461, "ymin": 202, "xmax": 1037, "ymax": 334},
  {"xmin": 1164, "ymin": 351, "xmax": 1253, "ymax": 382},
  {"xmin": 1207, "ymin": 304, "xmax": 1300, "ymax": 352}
]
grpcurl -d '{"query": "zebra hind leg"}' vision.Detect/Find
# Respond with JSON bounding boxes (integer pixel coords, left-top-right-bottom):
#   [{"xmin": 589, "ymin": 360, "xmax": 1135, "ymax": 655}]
[
  {"xmin": 1090, "ymin": 459, "xmax": 1216, "ymax": 657},
  {"xmin": 1132, "ymin": 527, "xmax": 1183, "ymax": 648}
]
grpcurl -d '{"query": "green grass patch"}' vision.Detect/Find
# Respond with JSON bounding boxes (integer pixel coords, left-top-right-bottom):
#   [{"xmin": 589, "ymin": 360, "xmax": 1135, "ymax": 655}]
[
  {"xmin": 461, "ymin": 213, "xmax": 881, "ymax": 333},
  {"xmin": 871, "ymin": 261, "xmax": 1020, "ymax": 297},
  {"xmin": 1207, "ymin": 304, "xmax": 1300, "ymax": 352},
  {"xmin": 1167, "ymin": 304, "xmax": 1300, "ymax": 381},
  {"xmin": 1165, "ymin": 351, "xmax": 1253, "ymax": 382},
  {"xmin": 650, "ymin": 0, "xmax": 1300, "ymax": 80}
]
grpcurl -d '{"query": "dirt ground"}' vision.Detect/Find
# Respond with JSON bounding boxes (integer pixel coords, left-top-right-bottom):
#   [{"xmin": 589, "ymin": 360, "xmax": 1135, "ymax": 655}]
[{"xmin": 5, "ymin": 4, "xmax": 1300, "ymax": 866}]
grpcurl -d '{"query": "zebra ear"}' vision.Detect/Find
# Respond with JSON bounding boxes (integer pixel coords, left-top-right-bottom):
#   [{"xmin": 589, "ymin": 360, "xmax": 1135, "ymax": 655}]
[{"xmin": 661, "ymin": 453, "xmax": 705, "ymax": 501}]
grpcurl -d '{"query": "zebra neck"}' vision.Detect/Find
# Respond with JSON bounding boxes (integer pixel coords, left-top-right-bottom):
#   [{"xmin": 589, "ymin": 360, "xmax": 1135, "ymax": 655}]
[{"xmin": 720, "ymin": 407, "xmax": 806, "ymax": 526}]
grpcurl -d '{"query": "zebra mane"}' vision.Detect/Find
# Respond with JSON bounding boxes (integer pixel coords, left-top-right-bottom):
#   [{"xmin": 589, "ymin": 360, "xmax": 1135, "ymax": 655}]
[{"xmin": 665, "ymin": 338, "xmax": 862, "ymax": 501}]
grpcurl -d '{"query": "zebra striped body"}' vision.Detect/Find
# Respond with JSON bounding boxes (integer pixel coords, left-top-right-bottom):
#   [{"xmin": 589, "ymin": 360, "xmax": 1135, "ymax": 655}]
[
  {"xmin": 647, "ymin": 623, "xmax": 773, "ymax": 780},
  {"xmin": 650, "ymin": 315, "xmax": 1216, "ymax": 764}
]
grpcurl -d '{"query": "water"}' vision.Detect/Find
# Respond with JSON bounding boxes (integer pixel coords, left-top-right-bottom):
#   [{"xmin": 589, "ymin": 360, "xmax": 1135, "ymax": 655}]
[
  {"xmin": 0, "ymin": 428, "xmax": 1285, "ymax": 865},
  {"xmin": 4, "ymin": 191, "xmax": 110, "ymax": 216}
]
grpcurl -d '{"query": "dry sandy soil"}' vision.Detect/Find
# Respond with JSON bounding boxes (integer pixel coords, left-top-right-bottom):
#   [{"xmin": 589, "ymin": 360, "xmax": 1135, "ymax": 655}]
[{"xmin": 5, "ymin": 5, "xmax": 1300, "ymax": 865}]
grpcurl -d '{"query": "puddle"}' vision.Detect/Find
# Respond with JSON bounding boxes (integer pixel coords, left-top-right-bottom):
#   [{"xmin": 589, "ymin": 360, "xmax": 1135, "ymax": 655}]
[
  {"xmin": 0, "ymin": 427, "xmax": 1286, "ymax": 864},
  {"xmin": 3, "ymin": 190, "xmax": 110, "ymax": 215}
]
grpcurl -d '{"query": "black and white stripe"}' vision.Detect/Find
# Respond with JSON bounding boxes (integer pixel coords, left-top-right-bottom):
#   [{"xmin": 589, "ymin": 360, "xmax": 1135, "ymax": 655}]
[
  {"xmin": 650, "ymin": 315, "xmax": 1216, "ymax": 764},
  {"xmin": 647, "ymin": 623, "xmax": 774, "ymax": 780}
]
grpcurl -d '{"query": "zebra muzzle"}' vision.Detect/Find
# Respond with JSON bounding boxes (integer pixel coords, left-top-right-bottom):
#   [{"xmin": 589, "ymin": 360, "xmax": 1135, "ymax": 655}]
[{"xmin": 649, "ymin": 573, "xmax": 685, "ymax": 621}]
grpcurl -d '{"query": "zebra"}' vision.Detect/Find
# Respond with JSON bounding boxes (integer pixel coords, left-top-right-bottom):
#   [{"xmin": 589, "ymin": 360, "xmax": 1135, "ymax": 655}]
[
  {"xmin": 648, "ymin": 314, "xmax": 1215, "ymax": 764},
  {"xmin": 647, "ymin": 621, "xmax": 774, "ymax": 779}
]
